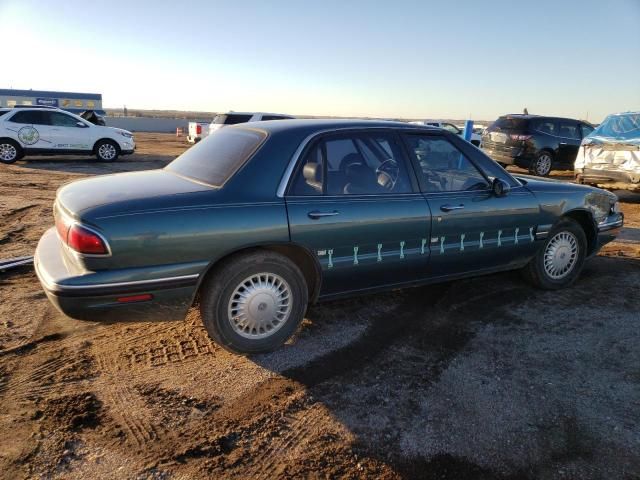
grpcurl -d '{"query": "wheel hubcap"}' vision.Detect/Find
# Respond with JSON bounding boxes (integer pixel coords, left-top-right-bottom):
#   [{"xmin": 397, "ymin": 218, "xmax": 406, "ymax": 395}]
[
  {"xmin": 227, "ymin": 273, "xmax": 292, "ymax": 339},
  {"xmin": 543, "ymin": 231, "xmax": 578, "ymax": 279},
  {"xmin": 98, "ymin": 144, "xmax": 116, "ymax": 160},
  {"xmin": 0, "ymin": 144, "xmax": 17, "ymax": 162},
  {"xmin": 535, "ymin": 155, "xmax": 551, "ymax": 175}
]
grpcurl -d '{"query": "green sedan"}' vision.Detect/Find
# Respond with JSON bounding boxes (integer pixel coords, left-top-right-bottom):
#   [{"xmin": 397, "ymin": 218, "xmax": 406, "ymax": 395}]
[{"xmin": 35, "ymin": 120, "xmax": 624, "ymax": 353}]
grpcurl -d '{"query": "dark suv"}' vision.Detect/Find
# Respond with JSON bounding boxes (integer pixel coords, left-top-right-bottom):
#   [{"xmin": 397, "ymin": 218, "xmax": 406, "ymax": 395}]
[{"xmin": 481, "ymin": 115, "xmax": 594, "ymax": 176}]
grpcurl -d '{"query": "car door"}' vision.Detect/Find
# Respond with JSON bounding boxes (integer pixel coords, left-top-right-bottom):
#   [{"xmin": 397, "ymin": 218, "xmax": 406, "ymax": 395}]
[
  {"xmin": 285, "ymin": 130, "xmax": 431, "ymax": 296},
  {"xmin": 401, "ymin": 131, "xmax": 540, "ymax": 278},
  {"xmin": 5, "ymin": 110, "xmax": 53, "ymax": 150},
  {"xmin": 46, "ymin": 111, "xmax": 91, "ymax": 151},
  {"xmin": 556, "ymin": 120, "xmax": 582, "ymax": 167}
]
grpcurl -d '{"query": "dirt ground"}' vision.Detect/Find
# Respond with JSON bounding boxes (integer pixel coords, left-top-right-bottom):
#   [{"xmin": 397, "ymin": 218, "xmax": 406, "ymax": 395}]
[{"xmin": 0, "ymin": 133, "xmax": 639, "ymax": 480}]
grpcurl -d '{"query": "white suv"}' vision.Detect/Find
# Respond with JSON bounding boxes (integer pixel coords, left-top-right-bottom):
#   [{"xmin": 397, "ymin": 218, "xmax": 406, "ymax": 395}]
[
  {"xmin": 209, "ymin": 112, "xmax": 294, "ymax": 135},
  {"xmin": 0, "ymin": 107, "xmax": 135, "ymax": 164}
]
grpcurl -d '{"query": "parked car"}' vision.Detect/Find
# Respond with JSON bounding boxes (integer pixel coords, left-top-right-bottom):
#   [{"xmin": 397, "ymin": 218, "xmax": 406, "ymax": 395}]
[
  {"xmin": 481, "ymin": 114, "xmax": 594, "ymax": 176},
  {"xmin": 0, "ymin": 107, "xmax": 134, "ymax": 163},
  {"xmin": 187, "ymin": 121, "xmax": 210, "ymax": 144},
  {"xmin": 79, "ymin": 110, "xmax": 106, "ymax": 126},
  {"xmin": 35, "ymin": 119, "xmax": 623, "ymax": 354},
  {"xmin": 410, "ymin": 120, "xmax": 482, "ymax": 146},
  {"xmin": 575, "ymin": 111, "xmax": 640, "ymax": 190},
  {"xmin": 209, "ymin": 112, "xmax": 294, "ymax": 135},
  {"xmin": 0, "ymin": 108, "xmax": 11, "ymax": 117}
]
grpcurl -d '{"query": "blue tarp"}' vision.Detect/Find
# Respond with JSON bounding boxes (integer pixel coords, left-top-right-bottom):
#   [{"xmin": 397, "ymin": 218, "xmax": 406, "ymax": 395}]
[{"xmin": 585, "ymin": 112, "xmax": 640, "ymax": 146}]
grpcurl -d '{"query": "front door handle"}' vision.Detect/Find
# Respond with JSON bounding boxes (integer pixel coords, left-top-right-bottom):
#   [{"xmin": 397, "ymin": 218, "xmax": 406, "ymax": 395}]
[
  {"xmin": 440, "ymin": 204, "xmax": 464, "ymax": 212},
  {"xmin": 308, "ymin": 210, "xmax": 339, "ymax": 219}
]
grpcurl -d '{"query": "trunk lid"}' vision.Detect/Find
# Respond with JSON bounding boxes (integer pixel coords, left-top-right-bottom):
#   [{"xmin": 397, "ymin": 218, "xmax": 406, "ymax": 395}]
[{"xmin": 56, "ymin": 169, "xmax": 212, "ymax": 219}]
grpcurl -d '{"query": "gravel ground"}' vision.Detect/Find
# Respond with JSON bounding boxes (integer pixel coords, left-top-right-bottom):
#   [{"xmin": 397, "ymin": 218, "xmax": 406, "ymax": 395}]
[{"xmin": 0, "ymin": 134, "xmax": 639, "ymax": 479}]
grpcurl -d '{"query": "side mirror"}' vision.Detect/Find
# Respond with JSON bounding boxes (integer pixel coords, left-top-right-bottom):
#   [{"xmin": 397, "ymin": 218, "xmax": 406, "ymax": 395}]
[
  {"xmin": 76, "ymin": 121, "xmax": 87, "ymax": 128},
  {"xmin": 493, "ymin": 178, "xmax": 511, "ymax": 197}
]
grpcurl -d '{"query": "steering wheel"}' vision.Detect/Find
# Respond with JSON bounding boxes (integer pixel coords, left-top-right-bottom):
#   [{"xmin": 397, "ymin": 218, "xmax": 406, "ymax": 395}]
[{"xmin": 376, "ymin": 159, "xmax": 400, "ymax": 190}]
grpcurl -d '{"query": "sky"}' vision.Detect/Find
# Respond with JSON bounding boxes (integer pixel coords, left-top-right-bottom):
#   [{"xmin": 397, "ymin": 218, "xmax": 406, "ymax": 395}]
[{"xmin": 1, "ymin": 0, "xmax": 639, "ymax": 122}]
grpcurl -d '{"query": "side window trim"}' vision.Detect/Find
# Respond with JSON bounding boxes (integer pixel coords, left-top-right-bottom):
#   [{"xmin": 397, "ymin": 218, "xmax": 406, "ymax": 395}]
[{"xmin": 400, "ymin": 131, "xmax": 493, "ymax": 194}]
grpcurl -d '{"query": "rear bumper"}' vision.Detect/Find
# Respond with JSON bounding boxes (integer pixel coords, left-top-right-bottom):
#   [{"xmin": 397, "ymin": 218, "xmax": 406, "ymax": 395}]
[
  {"xmin": 481, "ymin": 145, "xmax": 533, "ymax": 167},
  {"xmin": 35, "ymin": 228, "xmax": 200, "ymax": 323},
  {"xmin": 576, "ymin": 168, "xmax": 640, "ymax": 187}
]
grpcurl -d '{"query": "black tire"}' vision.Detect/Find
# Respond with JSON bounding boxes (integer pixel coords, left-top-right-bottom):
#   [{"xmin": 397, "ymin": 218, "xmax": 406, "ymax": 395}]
[
  {"xmin": 95, "ymin": 139, "xmax": 119, "ymax": 162},
  {"xmin": 0, "ymin": 139, "xmax": 23, "ymax": 164},
  {"xmin": 199, "ymin": 251, "xmax": 308, "ymax": 354},
  {"xmin": 529, "ymin": 151, "xmax": 553, "ymax": 177},
  {"xmin": 522, "ymin": 217, "xmax": 587, "ymax": 290}
]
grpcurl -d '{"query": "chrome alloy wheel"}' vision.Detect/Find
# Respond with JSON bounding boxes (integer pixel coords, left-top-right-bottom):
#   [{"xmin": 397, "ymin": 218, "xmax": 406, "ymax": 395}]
[
  {"xmin": 0, "ymin": 143, "xmax": 17, "ymax": 162},
  {"xmin": 227, "ymin": 273, "xmax": 292, "ymax": 339},
  {"xmin": 534, "ymin": 154, "xmax": 552, "ymax": 176},
  {"xmin": 543, "ymin": 231, "xmax": 578, "ymax": 279},
  {"xmin": 98, "ymin": 143, "xmax": 117, "ymax": 160}
]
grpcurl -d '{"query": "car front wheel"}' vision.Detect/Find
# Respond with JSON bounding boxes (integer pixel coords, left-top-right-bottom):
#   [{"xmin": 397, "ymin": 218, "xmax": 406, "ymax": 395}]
[
  {"xmin": 199, "ymin": 251, "xmax": 308, "ymax": 354},
  {"xmin": 95, "ymin": 140, "xmax": 119, "ymax": 162},
  {"xmin": 0, "ymin": 140, "xmax": 22, "ymax": 164},
  {"xmin": 522, "ymin": 218, "xmax": 587, "ymax": 289},
  {"xmin": 530, "ymin": 151, "xmax": 553, "ymax": 176}
]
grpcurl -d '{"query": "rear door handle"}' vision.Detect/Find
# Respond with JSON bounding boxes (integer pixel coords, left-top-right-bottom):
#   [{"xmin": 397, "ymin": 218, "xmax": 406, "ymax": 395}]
[
  {"xmin": 440, "ymin": 204, "xmax": 464, "ymax": 212},
  {"xmin": 308, "ymin": 210, "xmax": 339, "ymax": 219}
]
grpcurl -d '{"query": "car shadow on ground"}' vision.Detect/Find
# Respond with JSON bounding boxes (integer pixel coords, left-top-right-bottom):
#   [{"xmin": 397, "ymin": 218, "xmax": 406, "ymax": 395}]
[
  {"xmin": 13, "ymin": 154, "xmax": 174, "ymax": 175},
  {"xmin": 250, "ymin": 256, "xmax": 640, "ymax": 479}
]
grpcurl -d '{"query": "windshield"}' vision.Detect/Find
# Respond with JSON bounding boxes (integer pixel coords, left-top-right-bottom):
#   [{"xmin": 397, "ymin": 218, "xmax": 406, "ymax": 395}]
[
  {"xmin": 588, "ymin": 113, "xmax": 640, "ymax": 143},
  {"xmin": 213, "ymin": 113, "xmax": 253, "ymax": 125},
  {"xmin": 166, "ymin": 127, "xmax": 267, "ymax": 186}
]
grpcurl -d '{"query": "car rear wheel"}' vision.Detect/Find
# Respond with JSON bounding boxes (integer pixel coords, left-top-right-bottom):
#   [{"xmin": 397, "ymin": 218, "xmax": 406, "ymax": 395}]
[
  {"xmin": 95, "ymin": 140, "xmax": 119, "ymax": 162},
  {"xmin": 0, "ymin": 140, "xmax": 22, "ymax": 164},
  {"xmin": 522, "ymin": 218, "xmax": 586, "ymax": 289},
  {"xmin": 530, "ymin": 151, "xmax": 553, "ymax": 176},
  {"xmin": 199, "ymin": 251, "xmax": 308, "ymax": 354}
]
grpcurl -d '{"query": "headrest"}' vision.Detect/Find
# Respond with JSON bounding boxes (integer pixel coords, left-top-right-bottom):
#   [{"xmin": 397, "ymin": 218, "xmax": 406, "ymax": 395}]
[{"xmin": 303, "ymin": 162, "xmax": 321, "ymax": 182}]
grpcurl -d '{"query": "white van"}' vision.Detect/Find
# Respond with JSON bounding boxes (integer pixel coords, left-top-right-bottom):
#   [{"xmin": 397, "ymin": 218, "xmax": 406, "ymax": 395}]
[{"xmin": 187, "ymin": 122, "xmax": 210, "ymax": 144}]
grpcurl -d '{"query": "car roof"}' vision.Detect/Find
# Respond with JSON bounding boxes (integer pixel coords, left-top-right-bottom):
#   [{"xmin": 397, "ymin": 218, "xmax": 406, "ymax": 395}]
[
  {"xmin": 500, "ymin": 114, "xmax": 585, "ymax": 122},
  {"xmin": 221, "ymin": 112, "xmax": 293, "ymax": 117},
  {"xmin": 229, "ymin": 118, "xmax": 440, "ymax": 135}
]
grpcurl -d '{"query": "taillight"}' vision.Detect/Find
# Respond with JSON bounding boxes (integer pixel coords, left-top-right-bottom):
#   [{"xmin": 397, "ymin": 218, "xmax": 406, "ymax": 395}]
[
  {"xmin": 67, "ymin": 225, "xmax": 108, "ymax": 255},
  {"xmin": 196, "ymin": 124, "xmax": 202, "ymax": 135},
  {"xmin": 56, "ymin": 216, "xmax": 71, "ymax": 243},
  {"xmin": 510, "ymin": 134, "xmax": 532, "ymax": 141}
]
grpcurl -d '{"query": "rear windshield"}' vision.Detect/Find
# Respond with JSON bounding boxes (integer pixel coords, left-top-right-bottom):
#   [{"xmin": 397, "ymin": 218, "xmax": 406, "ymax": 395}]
[
  {"xmin": 490, "ymin": 116, "xmax": 529, "ymax": 131},
  {"xmin": 166, "ymin": 127, "xmax": 267, "ymax": 186},
  {"xmin": 0, "ymin": 110, "xmax": 8, "ymax": 117},
  {"xmin": 213, "ymin": 114, "xmax": 253, "ymax": 125}
]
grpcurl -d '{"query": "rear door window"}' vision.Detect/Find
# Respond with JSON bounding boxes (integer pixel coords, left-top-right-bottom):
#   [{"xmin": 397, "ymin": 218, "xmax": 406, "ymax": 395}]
[
  {"xmin": 166, "ymin": 127, "xmax": 266, "ymax": 187},
  {"xmin": 531, "ymin": 119, "xmax": 557, "ymax": 136},
  {"xmin": 290, "ymin": 133, "xmax": 413, "ymax": 196}
]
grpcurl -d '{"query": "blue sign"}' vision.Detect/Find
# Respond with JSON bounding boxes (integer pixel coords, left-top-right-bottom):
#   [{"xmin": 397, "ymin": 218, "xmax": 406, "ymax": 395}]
[{"xmin": 36, "ymin": 98, "xmax": 59, "ymax": 107}]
